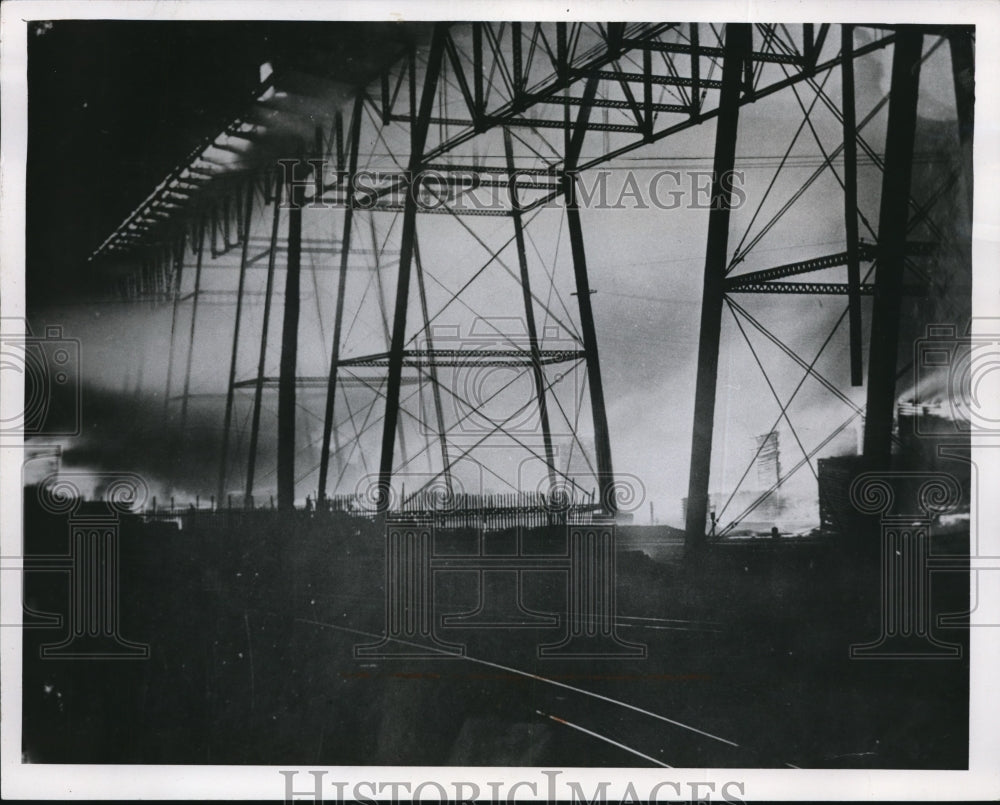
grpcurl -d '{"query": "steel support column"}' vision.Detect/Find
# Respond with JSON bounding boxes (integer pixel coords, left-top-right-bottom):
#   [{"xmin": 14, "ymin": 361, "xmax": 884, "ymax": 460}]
[
  {"xmin": 949, "ymin": 28, "xmax": 974, "ymax": 213},
  {"xmin": 217, "ymin": 181, "xmax": 255, "ymax": 504},
  {"xmin": 472, "ymin": 24, "xmax": 484, "ymax": 125},
  {"xmin": 803, "ymin": 24, "xmax": 815, "ymax": 65},
  {"xmin": 690, "ymin": 24, "xmax": 700, "ymax": 115},
  {"xmin": 564, "ymin": 73, "xmax": 615, "ymax": 513},
  {"xmin": 556, "ymin": 23, "xmax": 568, "ymax": 83},
  {"xmin": 179, "ymin": 220, "xmax": 205, "ymax": 435},
  {"xmin": 863, "ymin": 29, "xmax": 923, "ymax": 465},
  {"xmin": 512, "ymin": 22, "xmax": 523, "ymax": 101},
  {"xmin": 377, "ymin": 25, "xmax": 448, "ymax": 511},
  {"xmin": 505, "ymin": 127, "xmax": 558, "ymax": 494},
  {"xmin": 277, "ymin": 164, "xmax": 307, "ymax": 510},
  {"xmin": 318, "ymin": 94, "xmax": 365, "ymax": 501},
  {"xmin": 607, "ymin": 23, "xmax": 625, "ymax": 55},
  {"xmin": 412, "ymin": 236, "xmax": 453, "ymax": 496},
  {"xmin": 245, "ymin": 172, "xmax": 284, "ymax": 502},
  {"xmin": 163, "ymin": 232, "xmax": 187, "ymax": 419},
  {"xmin": 842, "ymin": 24, "xmax": 864, "ymax": 386},
  {"xmin": 564, "ymin": 178, "xmax": 615, "ymax": 513},
  {"xmin": 684, "ymin": 23, "xmax": 751, "ymax": 553}
]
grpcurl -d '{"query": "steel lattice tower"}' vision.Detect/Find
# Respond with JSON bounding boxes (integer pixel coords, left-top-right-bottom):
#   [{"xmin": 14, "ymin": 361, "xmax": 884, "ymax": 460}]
[{"xmin": 89, "ymin": 22, "xmax": 974, "ymax": 550}]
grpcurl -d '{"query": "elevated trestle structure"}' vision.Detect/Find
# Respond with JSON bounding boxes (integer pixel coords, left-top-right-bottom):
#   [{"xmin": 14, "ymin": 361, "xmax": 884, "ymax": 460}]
[{"xmin": 88, "ymin": 22, "xmax": 974, "ymax": 550}]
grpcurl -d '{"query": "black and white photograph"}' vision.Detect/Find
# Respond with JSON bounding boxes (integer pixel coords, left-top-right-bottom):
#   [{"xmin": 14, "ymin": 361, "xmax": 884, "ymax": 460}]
[{"xmin": 2, "ymin": 1, "xmax": 999, "ymax": 800}]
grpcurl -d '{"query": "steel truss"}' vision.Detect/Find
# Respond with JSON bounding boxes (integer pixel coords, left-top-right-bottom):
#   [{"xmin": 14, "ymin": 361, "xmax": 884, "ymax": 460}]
[{"xmin": 90, "ymin": 22, "xmax": 973, "ymax": 545}]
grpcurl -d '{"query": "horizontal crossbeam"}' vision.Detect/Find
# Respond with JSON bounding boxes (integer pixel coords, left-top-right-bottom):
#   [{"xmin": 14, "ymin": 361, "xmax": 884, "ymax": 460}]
[
  {"xmin": 541, "ymin": 96, "xmax": 689, "ymax": 114},
  {"xmin": 727, "ymin": 251, "xmax": 859, "ymax": 286},
  {"xmin": 572, "ymin": 69, "xmax": 725, "ymax": 89},
  {"xmin": 729, "ymin": 282, "xmax": 875, "ymax": 294},
  {"xmin": 623, "ymin": 38, "xmax": 804, "ymax": 65},
  {"xmin": 233, "ymin": 350, "xmax": 586, "ymax": 386},
  {"xmin": 726, "ymin": 242, "xmax": 937, "ymax": 288},
  {"xmin": 339, "ymin": 348, "xmax": 587, "ymax": 367},
  {"xmin": 728, "ymin": 281, "xmax": 926, "ymax": 295},
  {"xmin": 231, "ymin": 376, "xmax": 420, "ymax": 389},
  {"xmin": 387, "ymin": 113, "xmax": 645, "ymax": 134}
]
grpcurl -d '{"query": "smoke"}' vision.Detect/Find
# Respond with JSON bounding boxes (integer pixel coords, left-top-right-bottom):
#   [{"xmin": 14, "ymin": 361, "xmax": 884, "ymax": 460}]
[
  {"xmin": 898, "ymin": 366, "xmax": 952, "ymax": 408},
  {"xmin": 37, "ymin": 381, "xmax": 235, "ymax": 500}
]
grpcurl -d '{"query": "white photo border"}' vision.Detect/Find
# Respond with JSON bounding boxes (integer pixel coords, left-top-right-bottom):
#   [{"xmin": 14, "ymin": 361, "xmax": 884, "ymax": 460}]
[{"xmin": 2, "ymin": 1, "xmax": 998, "ymax": 800}]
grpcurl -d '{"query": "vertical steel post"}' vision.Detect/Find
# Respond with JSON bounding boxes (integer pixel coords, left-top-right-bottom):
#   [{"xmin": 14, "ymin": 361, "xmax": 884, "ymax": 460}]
[
  {"xmin": 556, "ymin": 23, "xmax": 568, "ymax": 83},
  {"xmin": 803, "ymin": 24, "xmax": 815, "ymax": 65},
  {"xmin": 245, "ymin": 171, "xmax": 284, "ymax": 501},
  {"xmin": 412, "ymin": 237, "xmax": 453, "ymax": 496},
  {"xmin": 690, "ymin": 24, "xmax": 701, "ymax": 114},
  {"xmin": 842, "ymin": 25, "xmax": 864, "ymax": 387},
  {"xmin": 334, "ymin": 109, "xmax": 346, "ymax": 176},
  {"xmin": 504, "ymin": 127, "xmax": 558, "ymax": 493},
  {"xmin": 863, "ymin": 29, "xmax": 923, "ymax": 465},
  {"xmin": 380, "ymin": 69, "xmax": 391, "ymax": 124},
  {"xmin": 163, "ymin": 231, "xmax": 187, "ymax": 419},
  {"xmin": 368, "ymin": 215, "xmax": 410, "ymax": 479},
  {"xmin": 277, "ymin": 162, "xmax": 307, "ymax": 510},
  {"xmin": 512, "ymin": 22, "xmax": 523, "ymax": 102},
  {"xmin": 319, "ymin": 94, "xmax": 365, "ymax": 501},
  {"xmin": 377, "ymin": 25, "xmax": 448, "ymax": 511},
  {"xmin": 564, "ymin": 73, "xmax": 615, "ymax": 513},
  {"xmin": 607, "ymin": 22, "xmax": 625, "ymax": 55},
  {"xmin": 562, "ymin": 194, "xmax": 613, "ymax": 510},
  {"xmin": 217, "ymin": 180, "xmax": 255, "ymax": 504},
  {"xmin": 642, "ymin": 45, "xmax": 654, "ymax": 138},
  {"xmin": 949, "ymin": 28, "xmax": 974, "ymax": 213},
  {"xmin": 684, "ymin": 23, "xmax": 751, "ymax": 553},
  {"xmin": 179, "ymin": 219, "xmax": 205, "ymax": 435},
  {"xmin": 473, "ymin": 23, "xmax": 484, "ymax": 125}
]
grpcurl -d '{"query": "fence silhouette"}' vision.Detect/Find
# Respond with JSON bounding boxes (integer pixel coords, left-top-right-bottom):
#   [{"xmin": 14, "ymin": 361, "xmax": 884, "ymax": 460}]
[{"xmin": 142, "ymin": 490, "xmax": 608, "ymax": 532}]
